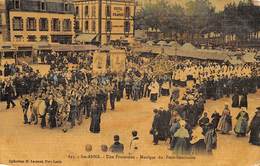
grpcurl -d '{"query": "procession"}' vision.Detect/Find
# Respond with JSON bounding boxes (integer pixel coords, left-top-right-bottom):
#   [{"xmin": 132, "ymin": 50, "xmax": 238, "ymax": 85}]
[{"xmin": 1, "ymin": 46, "xmax": 260, "ymax": 154}]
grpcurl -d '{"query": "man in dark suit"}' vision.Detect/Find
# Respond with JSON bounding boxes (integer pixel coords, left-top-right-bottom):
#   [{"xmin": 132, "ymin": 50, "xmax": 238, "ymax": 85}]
[
  {"xmin": 46, "ymin": 94, "xmax": 58, "ymax": 129},
  {"xmin": 151, "ymin": 109, "xmax": 160, "ymax": 145},
  {"xmin": 4, "ymin": 80, "xmax": 16, "ymax": 109},
  {"xmin": 109, "ymin": 135, "xmax": 124, "ymax": 153},
  {"xmin": 110, "ymin": 83, "xmax": 117, "ymax": 111}
]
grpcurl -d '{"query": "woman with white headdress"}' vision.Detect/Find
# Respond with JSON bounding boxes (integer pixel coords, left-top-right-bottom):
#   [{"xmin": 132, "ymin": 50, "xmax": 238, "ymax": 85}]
[
  {"xmin": 217, "ymin": 103, "xmax": 232, "ymax": 134},
  {"xmin": 190, "ymin": 126, "xmax": 206, "ymax": 155},
  {"xmin": 173, "ymin": 120, "xmax": 190, "ymax": 155},
  {"xmin": 234, "ymin": 107, "xmax": 249, "ymax": 137}
]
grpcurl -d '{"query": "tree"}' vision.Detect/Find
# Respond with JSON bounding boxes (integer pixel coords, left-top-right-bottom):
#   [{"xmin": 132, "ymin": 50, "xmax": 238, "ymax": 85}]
[{"xmin": 185, "ymin": 0, "xmax": 216, "ymax": 40}]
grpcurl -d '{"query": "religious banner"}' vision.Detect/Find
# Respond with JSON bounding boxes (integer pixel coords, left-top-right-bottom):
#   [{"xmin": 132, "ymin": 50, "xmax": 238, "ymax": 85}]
[
  {"xmin": 110, "ymin": 49, "xmax": 126, "ymax": 73},
  {"xmin": 92, "ymin": 52, "xmax": 107, "ymax": 75}
]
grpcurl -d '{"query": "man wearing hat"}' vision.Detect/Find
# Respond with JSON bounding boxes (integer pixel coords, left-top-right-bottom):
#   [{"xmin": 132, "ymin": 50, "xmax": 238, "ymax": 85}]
[
  {"xmin": 248, "ymin": 107, "xmax": 260, "ymax": 146},
  {"xmin": 109, "ymin": 135, "xmax": 124, "ymax": 153},
  {"xmin": 4, "ymin": 79, "xmax": 16, "ymax": 109},
  {"xmin": 151, "ymin": 109, "xmax": 160, "ymax": 145}
]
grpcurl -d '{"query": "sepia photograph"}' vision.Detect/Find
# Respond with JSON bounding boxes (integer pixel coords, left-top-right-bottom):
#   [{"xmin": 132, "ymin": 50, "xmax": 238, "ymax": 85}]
[{"xmin": 0, "ymin": 0, "xmax": 260, "ymax": 166}]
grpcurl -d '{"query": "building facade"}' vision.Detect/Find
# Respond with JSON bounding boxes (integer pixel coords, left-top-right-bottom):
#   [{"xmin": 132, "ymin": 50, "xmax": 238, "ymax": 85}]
[
  {"xmin": 0, "ymin": 0, "xmax": 9, "ymax": 43},
  {"xmin": 2, "ymin": 0, "xmax": 75, "ymax": 44},
  {"xmin": 73, "ymin": 0, "xmax": 136, "ymax": 45}
]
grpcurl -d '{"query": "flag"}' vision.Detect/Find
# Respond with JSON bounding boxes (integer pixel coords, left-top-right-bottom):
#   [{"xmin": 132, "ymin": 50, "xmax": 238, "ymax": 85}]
[
  {"xmin": 93, "ymin": 52, "xmax": 107, "ymax": 75},
  {"xmin": 110, "ymin": 49, "xmax": 126, "ymax": 73}
]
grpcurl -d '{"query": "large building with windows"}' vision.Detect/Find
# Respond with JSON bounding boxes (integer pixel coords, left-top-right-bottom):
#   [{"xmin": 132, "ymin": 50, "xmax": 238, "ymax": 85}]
[
  {"xmin": 73, "ymin": 0, "xmax": 136, "ymax": 45},
  {"xmin": 1, "ymin": 0, "xmax": 75, "ymax": 44}
]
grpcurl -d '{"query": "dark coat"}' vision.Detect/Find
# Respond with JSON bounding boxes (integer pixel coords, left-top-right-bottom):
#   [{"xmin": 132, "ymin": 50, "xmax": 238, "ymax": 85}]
[
  {"xmin": 232, "ymin": 94, "xmax": 239, "ymax": 108},
  {"xmin": 240, "ymin": 94, "xmax": 248, "ymax": 108},
  {"xmin": 109, "ymin": 142, "xmax": 124, "ymax": 153},
  {"xmin": 249, "ymin": 114, "xmax": 260, "ymax": 145},
  {"xmin": 90, "ymin": 106, "xmax": 101, "ymax": 133},
  {"xmin": 46, "ymin": 100, "xmax": 58, "ymax": 128}
]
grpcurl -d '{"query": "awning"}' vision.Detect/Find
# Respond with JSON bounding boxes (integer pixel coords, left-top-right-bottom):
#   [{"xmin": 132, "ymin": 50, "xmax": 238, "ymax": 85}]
[
  {"xmin": 51, "ymin": 44, "xmax": 98, "ymax": 52},
  {"xmin": 33, "ymin": 42, "xmax": 51, "ymax": 50},
  {"xmin": 75, "ymin": 34, "xmax": 97, "ymax": 42}
]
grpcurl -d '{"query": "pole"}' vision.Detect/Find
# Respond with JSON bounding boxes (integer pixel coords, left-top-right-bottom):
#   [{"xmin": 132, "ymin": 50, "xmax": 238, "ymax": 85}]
[{"xmin": 98, "ymin": 0, "xmax": 102, "ymax": 45}]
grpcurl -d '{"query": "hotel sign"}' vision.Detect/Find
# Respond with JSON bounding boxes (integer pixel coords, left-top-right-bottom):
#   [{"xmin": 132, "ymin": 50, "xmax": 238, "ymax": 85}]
[{"xmin": 112, "ymin": 7, "xmax": 124, "ymax": 17}]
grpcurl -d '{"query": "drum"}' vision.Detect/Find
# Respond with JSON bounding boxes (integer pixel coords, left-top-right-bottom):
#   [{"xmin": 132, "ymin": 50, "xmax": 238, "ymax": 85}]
[{"xmin": 38, "ymin": 100, "xmax": 46, "ymax": 117}]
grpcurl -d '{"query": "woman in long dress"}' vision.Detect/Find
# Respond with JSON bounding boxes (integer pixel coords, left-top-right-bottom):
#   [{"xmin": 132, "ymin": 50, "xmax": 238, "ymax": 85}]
[
  {"xmin": 173, "ymin": 120, "xmax": 190, "ymax": 155},
  {"xmin": 217, "ymin": 104, "xmax": 232, "ymax": 134},
  {"xmin": 234, "ymin": 108, "xmax": 249, "ymax": 137},
  {"xmin": 190, "ymin": 126, "xmax": 206, "ymax": 155},
  {"xmin": 89, "ymin": 100, "xmax": 101, "ymax": 133}
]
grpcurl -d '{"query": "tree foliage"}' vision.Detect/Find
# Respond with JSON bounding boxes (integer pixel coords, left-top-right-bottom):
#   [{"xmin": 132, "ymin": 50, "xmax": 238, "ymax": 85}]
[{"xmin": 135, "ymin": 0, "xmax": 260, "ymax": 42}]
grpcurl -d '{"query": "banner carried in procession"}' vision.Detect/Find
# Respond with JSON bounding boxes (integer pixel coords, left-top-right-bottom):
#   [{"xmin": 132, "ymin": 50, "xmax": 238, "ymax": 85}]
[
  {"xmin": 93, "ymin": 52, "xmax": 107, "ymax": 75},
  {"xmin": 110, "ymin": 49, "xmax": 126, "ymax": 73}
]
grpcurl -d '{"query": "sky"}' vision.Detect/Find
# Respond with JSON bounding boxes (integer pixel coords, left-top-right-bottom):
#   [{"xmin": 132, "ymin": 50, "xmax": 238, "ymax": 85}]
[{"xmin": 139, "ymin": 0, "xmax": 242, "ymax": 11}]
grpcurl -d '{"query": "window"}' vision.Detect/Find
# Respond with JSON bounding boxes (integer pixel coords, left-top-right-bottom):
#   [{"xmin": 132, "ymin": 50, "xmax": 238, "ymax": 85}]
[
  {"xmin": 91, "ymin": 20, "xmax": 96, "ymax": 32},
  {"xmin": 26, "ymin": 17, "xmax": 36, "ymax": 31},
  {"xmin": 64, "ymin": 3, "xmax": 69, "ymax": 11},
  {"xmin": 14, "ymin": 35, "xmax": 23, "ymax": 42},
  {"xmin": 27, "ymin": 35, "xmax": 36, "ymax": 42},
  {"xmin": 124, "ymin": 21, "xmax": 130, "ymax": 33},
  {"xmin": 85, "ymin": 6, "xmax": 89, "ymax": 17},
  {"xmin": 125, "ymin": 7, "xmax": 130, "ymax": 18},
  {"xmin": 51, "ymin": 18, "xmax": 60, "ymax": 31},
  {"xmin": 13, "ymin": 17, "xmax": 23, "ymax": 31},
  {"xmin": 92, "ymin": 6, "xmax": 96, "ymax": 17},
  {"xmin": 85, "ymin": 21, "xmax": 89, "ymax": 31},
  {"xmin": 63, "ymin": 19, "xmax": 71, "ymax": 31},
  {"xmin": 14, "ymin": 0, "xmax": 20, "ymax": 9},
  {"xmin": 75, "ymin": 21, "xmax": 80, "ymax": 32},
  {"xmin": 106, "ymin": 20, "xmax": 111, "ymax": 32},
  {"xmin": 75, "ymin": 6, "xmax": 79, "ymax": 16},
  {"xmin": 40, "ymin": 1, "xmax": 46, "ymax": 11},
  {"xmin": 40, "ymin": 35, "xmax": 48, "ymax": 41},
  {"xmin": 106, "ymin": 5, "xmax": 111, "ymax": 17},
  {"xmin": 39, "ymin": 18, "xmax": 48, "ymax": 31}
]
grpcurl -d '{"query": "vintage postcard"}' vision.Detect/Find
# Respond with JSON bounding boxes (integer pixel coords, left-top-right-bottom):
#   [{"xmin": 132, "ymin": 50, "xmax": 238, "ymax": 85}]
[{"xmin": 0, "ymin": 0, "xmax": 260, "ymax": 166}]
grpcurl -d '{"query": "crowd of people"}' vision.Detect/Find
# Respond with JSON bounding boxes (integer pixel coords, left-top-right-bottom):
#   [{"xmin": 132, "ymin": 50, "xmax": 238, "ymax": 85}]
[
  {"xmin": 150, "ymin": 59, "xmax": 260, "ymax": 155},
  {"xmin": 0, "ymin": 49, "xmax": 260, "ymax": 156}
]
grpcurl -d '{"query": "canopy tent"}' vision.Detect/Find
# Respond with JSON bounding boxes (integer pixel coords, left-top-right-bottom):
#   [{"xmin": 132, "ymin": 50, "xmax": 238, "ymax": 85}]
[
  {"xmin": 242, "ymin": 52, "xmax": 256, "ymax": 63},
  {"xmin": 146, "ymin": 41, "xmax": 155, "ymax": 46},
  {"xmin": 226, "ymin": 56, "xmax": 243, "ymax": 65},
  {"xmin": 180, "ymin": 43, "xmax": 196, "ymax": 51},
  {"xmin": 163, "ymin": 46, "xmax": 229, "ymax": 61},
  {"xmin": 75, "ymin": 34, "xmax": 97, "ymax": 43},
  {"xmin": 166, "ymin": 41, "xmax": 181, "ymax": 48},
  {"xmin": 157, "ymin": 40, "xmax": 168, "ymax": 46}
]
